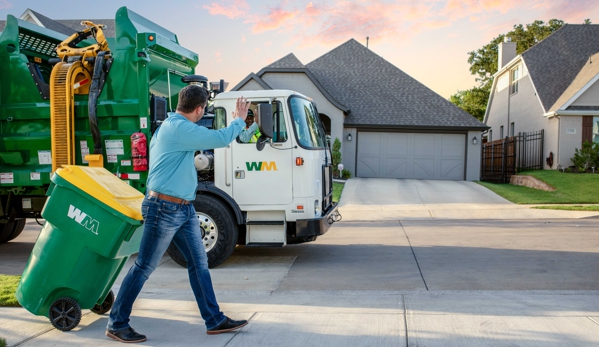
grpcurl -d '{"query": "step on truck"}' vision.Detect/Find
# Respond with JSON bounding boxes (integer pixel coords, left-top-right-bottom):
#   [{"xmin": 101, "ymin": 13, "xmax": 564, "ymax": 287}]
[{"xmin": 0, "ymin": 7, "xmax": 339, "ymax": 267}]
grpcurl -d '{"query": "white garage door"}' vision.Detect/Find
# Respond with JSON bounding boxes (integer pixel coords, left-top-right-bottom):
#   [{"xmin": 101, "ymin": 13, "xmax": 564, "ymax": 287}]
[{"xmin": 357, "ymin": 132, "xmax": 466, "ymax": 180}]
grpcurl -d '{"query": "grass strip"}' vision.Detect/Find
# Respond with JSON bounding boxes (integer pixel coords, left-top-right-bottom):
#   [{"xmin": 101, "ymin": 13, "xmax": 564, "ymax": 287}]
[{"xmin": 0, "ymin": 275, "xmax": 21, "ymax": 307}]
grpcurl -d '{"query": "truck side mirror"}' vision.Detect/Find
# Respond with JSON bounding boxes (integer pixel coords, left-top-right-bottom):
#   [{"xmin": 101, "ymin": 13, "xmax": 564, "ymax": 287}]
[
  {"xmin": 256, "ymin": 103, "xmax": 273, "ymax": 138},
  {"xmin": 255, "ymin": 103, "xmax": 273, "ymax": 151}
]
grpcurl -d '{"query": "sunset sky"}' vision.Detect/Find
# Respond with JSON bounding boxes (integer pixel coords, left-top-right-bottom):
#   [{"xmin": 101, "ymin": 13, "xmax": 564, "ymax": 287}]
[{"xmin": 1, "ymin": 0, "xmax": 598, "ymax": 98}]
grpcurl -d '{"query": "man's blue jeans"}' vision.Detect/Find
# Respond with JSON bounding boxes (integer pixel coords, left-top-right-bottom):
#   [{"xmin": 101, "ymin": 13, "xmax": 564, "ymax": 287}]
[{"xmin": 107, "ymin": 195, "xmax": 226, "ymax": 331}]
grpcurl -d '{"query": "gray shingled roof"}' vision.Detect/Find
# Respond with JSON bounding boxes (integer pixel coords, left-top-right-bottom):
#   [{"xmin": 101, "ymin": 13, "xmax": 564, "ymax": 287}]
[
  {"xmin": 0, "ymin": 10, "xmax": 116, "ymax": 38},
  {"xmin": 266, "ymin": 53, "xmax": 306, "ymax": 69},
  {"xmin": 522, "ymin": 24, "xmax": 599, "ymax": 112},
  {"xmin": 29, "ymin": 10, "xmax": 77, "ymax": 36},
  {"xmin": 306, "ymin": 39, "xmax": 487, "ymax": 129}
]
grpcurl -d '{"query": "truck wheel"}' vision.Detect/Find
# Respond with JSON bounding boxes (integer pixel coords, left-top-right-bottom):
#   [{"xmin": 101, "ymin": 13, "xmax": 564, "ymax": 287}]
[
  {"xmin": 166, "ymin": 195, "xmax": 237, "ymax": 269},
  {"xmin": 49, "ymin": 297, "xmax": 82, "ymax": 331},
  {"xmin": 91, "ymin": 290, "xmax": 114, "ymax": 315},
  {"xmin": 0, "ymin": 221, "xmax": 15, "ymax": 244},
  {"xmin": 5, "ymin": 219, "xmax": 26, "ymax": 242}
]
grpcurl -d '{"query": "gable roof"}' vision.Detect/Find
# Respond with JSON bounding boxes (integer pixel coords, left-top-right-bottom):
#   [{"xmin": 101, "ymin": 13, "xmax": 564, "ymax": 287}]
[
  {"xmin": 27, "ymin": 10, "xmax": 77, "ymax": 36},
  {"xmin": 306, "ymin": 39, "xmax": 486, "ymax": 129},
  {"xmin": 266, "ymin": 53, "xmax": 305, "ymax": 69},
  {"xmin": 548, "ymin": 52, "xmax": 599, "ymax": 112},
  {"xmin": 0, "ymin": 9, "xmax": 116, "ymax": 38},
  {"xmin": 522, "ymin": 24, "xmax": 599, "ymax": 112}
]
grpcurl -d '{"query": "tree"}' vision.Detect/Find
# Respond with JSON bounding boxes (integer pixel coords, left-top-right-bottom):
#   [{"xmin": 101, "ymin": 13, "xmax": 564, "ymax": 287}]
[
  {"xmin": 450, "ymin": 19, "xmax": 566, "ymax": 117},
  {"xmin": 449, "ymin": 85, "xmax": 490, "ymax": 121},
  {"xmin": 584, "ymin": 19, "xmax": 592, "ymax": 25}
]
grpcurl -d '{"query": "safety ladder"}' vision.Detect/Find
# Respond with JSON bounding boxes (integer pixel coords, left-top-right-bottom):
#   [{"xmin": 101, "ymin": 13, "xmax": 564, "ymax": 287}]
[{"xmin": 49, "ymin": 61, "xmax": 89, "ymax": 172}]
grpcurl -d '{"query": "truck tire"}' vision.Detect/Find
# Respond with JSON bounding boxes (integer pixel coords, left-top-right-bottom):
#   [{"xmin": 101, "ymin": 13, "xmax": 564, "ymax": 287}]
[
  {"xmin": 5, "ymin": 219, "xmax": 26, "ymax": 242},
  {"xmin": 166, "ymin": 195, "xmax": 238, "ymax": 269},
  {"xmin": 0, "ymin": 220, "xmax": 15, "ymax": 244}
]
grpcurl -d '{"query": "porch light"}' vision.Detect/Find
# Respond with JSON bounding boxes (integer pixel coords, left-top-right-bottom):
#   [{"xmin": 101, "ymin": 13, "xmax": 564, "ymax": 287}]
[
  {"xmin": 347, "ymin": 133, "xmax": 352, "ymax": 141},
  {"xmin": 472, "ymin": 136, "xmax": 478, "ymax": 145}
]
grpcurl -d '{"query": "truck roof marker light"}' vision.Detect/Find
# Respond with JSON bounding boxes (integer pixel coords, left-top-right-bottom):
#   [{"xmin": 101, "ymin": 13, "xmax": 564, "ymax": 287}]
[
  {"xmin": 296, "ymin": 157, "xmax": 304, "ymax": 166},
  {"xmin": 148, "ymin": 35, "xmax": 155, "ymax": 41}
]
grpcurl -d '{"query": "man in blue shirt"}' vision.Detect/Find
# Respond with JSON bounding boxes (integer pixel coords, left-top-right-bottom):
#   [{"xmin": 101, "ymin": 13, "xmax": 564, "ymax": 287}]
[{"xmin": 106, "ymin": 85, "xmax": 250, "ymax": 343}]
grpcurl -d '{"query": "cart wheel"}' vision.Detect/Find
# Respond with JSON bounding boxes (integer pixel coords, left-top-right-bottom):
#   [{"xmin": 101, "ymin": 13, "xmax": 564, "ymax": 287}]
[
  {"xmin": 49, "ymin": 297, "xmax": 82, "ymax": 331},
  {"xmin": 91, "ymin": 290, "xmax": 115, "ymax": 315}
]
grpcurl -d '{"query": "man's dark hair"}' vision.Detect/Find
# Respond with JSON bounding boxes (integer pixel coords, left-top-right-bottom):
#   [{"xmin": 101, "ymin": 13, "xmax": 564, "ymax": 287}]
[{"xmin": 176, "ymin": 85, "xmax": 208, "ymax": 113}]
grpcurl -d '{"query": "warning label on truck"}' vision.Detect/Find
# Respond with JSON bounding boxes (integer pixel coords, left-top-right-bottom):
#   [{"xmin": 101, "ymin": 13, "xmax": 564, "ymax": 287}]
[
  {"xmin": 1, "ymin": 173, "xmax": 14, "ymax": 184},
  {"xmin": 38, "ymin": 150, "xmax": 52, "ymax": 165},
  {"xmin": 105, "ymin": 140, "xmax": 124, "ymax": 155},
  {"xmin": 80, "ymin": 141, "xmax": 89, "ymax": 163}
]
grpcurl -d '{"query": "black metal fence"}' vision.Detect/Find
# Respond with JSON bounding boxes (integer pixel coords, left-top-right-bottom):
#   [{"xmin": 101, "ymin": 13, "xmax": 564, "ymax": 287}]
[{"xmin": 481, "ymin": 130, "xmax": 544, "ymax": 183}]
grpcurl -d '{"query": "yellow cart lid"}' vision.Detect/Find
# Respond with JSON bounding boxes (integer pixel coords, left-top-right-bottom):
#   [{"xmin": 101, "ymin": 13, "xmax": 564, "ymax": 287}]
[{"xmin": 56, "ymin": 166, "xmax": 144, "ymax": 220}]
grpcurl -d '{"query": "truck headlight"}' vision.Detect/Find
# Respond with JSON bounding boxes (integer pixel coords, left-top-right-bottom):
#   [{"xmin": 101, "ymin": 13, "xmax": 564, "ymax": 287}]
[{"xmin": 314, "ymin": 199, "xmax": 321, "ymax": 217}]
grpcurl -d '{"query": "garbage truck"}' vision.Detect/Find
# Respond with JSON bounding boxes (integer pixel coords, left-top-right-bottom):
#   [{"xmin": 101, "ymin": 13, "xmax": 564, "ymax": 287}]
[{"xmin": 0, "ymin": 7, "xmax": 339, "ymax": 267}]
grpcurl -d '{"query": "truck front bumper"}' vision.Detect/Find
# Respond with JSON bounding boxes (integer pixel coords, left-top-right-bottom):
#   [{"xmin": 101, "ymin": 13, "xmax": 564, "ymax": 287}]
[{"xmin": 293, "ymin": 203, "xmax": 341, "ymax": 239}]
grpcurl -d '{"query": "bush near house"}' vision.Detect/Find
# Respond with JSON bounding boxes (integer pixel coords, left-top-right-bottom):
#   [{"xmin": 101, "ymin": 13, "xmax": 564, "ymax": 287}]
[
  {"xmin": 331, "ymin": 138, "xmax": 342, "ymax": 178},
  {"xmin": 341, "ymin": 169, "xmax": 351, "ymax": 179},
  {"xmin": 0, "ymin": 336, "xmax": 6, "ymax": 347},
  {"xmin": 570, "ymin": 141, "xmax": 599, "ymax": 172}
]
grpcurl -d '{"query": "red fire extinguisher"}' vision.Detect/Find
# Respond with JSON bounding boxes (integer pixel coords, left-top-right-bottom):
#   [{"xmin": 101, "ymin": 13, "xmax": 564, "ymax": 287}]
[{"xmin": 131, "ymin": 132, "xmax": 148, "ymax": 171}]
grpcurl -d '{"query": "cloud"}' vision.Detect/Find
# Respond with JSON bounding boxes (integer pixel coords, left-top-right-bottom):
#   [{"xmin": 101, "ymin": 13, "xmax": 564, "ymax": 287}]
[
  {"xmin": 202, "ymin": 0, "xmax": 249, "ymax": 19},
  {"xmin": 542, "ymin": 0, "xmax": 599, "ymax": 22},
  {"xmin": 247, "ymin": 6, "xmax": 298, "ymax": 33},
  {"xmin": 0, "ymin": 0, "xmax": 12, "ymax": 10}
]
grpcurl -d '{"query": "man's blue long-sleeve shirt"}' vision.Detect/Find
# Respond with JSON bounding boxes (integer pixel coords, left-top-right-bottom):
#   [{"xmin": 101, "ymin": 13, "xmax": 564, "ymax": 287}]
[{"xmin": 146, "ymin": 113, "xmax": 245, "ymax": 201}]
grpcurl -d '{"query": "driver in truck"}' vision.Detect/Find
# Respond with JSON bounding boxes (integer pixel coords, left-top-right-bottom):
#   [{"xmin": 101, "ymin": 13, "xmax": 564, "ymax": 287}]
[
  {"xmin": 106, "ymin": 85, "xmax": 251, "ymax": 343},
  {"xmin": 239, "ymin": 109, "xmax": 261, "ymax": 143}
]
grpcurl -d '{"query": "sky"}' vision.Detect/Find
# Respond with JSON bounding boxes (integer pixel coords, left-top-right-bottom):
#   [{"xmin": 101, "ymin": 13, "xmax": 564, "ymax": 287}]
[{"xmin": 1, "ymin": 0, "xmax": 599, "ymax": 98}]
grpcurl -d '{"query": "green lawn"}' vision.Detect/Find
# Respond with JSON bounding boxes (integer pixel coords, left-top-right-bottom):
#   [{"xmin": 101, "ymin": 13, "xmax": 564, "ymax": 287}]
[
  {"xmin": 333, "ymin": 182, "xmax": 345, "ymax": 203},
  {"xmin": 0, "ymin": 275, "xmax": 21, "ymax": 307},
  {"xmin": 477, "ymin": 170, "xmax": 599, "ymax": 204}
]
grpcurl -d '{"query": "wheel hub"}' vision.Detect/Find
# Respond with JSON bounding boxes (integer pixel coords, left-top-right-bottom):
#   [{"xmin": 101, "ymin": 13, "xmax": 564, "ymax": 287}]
[{"xmin": 197, "ymin": 212, "xmax": 218, "ymax": 252}]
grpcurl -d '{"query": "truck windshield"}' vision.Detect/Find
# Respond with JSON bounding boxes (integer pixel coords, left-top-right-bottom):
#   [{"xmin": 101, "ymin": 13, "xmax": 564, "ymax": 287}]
[{"xmin": 289, "ymin": 96, "xmax": 326, "ymax": 149}]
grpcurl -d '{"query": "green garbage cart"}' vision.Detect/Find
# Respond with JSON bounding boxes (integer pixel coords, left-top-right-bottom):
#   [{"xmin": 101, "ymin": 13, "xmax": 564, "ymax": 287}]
[{"xmin": 16, "ymin": 165, "xmax": 145, "ymax": 331}]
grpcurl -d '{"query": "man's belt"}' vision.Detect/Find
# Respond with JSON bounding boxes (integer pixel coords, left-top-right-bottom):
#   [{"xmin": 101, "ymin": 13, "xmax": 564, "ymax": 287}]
[{"xmin": 148, "ymin": 190, "xmax": 191, "ymax": 205}]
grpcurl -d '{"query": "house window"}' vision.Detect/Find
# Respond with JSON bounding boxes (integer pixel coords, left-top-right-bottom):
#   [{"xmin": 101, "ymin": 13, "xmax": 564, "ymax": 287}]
[
  {"xmin": 500, "ymin": 126, "xmax": 504, "ymax": 139},
  {"xmin": 510, "ymin": 122, "xmax": 515, "ymax": 136},
  {"xmin": 510, "ymin": 65, "xmax": 520, "ymax": 95},
  {"xmin": 593, "ymin": 117, "xmax": 599, "ymax": 143}
]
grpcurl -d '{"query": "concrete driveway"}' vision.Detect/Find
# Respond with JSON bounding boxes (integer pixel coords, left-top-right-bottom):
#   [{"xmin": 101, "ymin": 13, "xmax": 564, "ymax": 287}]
[{"xmin": 338, "ymin": 178, "xmax": 599, "ymax": 221}]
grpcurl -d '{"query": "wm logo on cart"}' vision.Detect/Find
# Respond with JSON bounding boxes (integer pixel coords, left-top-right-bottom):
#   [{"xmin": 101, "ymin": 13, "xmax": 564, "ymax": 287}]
[
  {"xmin": 67, "ymin": 205, "xmax": 99, "ymax": 235},
  {"xmin": 246, "ymin": 161, "xmax": 278, "ymax": 171}
]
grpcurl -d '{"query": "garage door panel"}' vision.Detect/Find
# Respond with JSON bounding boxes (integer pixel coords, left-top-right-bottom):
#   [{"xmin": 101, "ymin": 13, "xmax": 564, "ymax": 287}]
[
  {"xmin": 441, "ymin": 160, "xmax": 465, "ymax": 180},
  {"xmin": 358, "ymin": 157, "xmax": 381, "ymax": 177},
  {"xmin": 357, "ymin": 132, "xmax": 465, "ymax": 180},
  {"xmin": 413, "ymin": 159, "xmax": 435, "ymax": 178},
  {"xmin": 385, "ymin": 159, "xmax": 408, "ymax": 178}
]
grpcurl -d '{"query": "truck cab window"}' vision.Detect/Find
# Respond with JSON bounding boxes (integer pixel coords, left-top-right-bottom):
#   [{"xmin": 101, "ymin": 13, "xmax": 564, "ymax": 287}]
[
  {"xmin": 238, "ymin": 101, "xmax": 287, "ymax": 144},
  {"xmin": 289, "ymin": 96, "xmax": 325, "ymax": 149}
]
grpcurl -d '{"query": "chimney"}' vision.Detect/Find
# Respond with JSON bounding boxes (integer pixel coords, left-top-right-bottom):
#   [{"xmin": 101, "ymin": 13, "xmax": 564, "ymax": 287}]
[{"xmin": 498, "ymin": 37, "xmax": 517, "ymax": 69}]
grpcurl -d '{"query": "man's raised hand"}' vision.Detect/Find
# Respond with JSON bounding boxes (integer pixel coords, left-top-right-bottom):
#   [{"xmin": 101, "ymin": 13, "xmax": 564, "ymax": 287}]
[{"xmin": 232, "ymin": 97, "xmax": 250, "ymax": 121}]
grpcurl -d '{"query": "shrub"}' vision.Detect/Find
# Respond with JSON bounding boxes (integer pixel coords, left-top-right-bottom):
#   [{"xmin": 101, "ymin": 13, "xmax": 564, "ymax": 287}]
[
  {"xmin": 331, "ymin": 138, "xmax": 342, "ymax": 177},
  {"xmin": 571, "ymin": 141, "xmax": 599, "ymax": 172},
  {"xmin": 341, "ymin": 169, "xmax": 352, "ymax": 179},
  {"xmin": 0, "ymin": 337, "xmax": 5, "ymax": 347}
]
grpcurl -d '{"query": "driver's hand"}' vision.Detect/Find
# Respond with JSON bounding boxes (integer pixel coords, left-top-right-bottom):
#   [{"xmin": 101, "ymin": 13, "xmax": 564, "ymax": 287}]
[{"xmin": 232, "ymin": 97, "xmax": 250, "ymax": 121}]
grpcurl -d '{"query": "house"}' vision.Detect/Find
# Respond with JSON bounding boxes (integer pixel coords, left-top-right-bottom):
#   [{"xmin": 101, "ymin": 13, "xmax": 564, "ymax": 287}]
[
  {"xmin": 0, "ymin": 9, "xmax": 115, "ymax": 37},
  {"xmin": 233, "ymin": 39, "xmax": 488, "ymax": 180},
  {"xmin": 484, "ymin": 24, "xmax": 599, "ymax": 169}
]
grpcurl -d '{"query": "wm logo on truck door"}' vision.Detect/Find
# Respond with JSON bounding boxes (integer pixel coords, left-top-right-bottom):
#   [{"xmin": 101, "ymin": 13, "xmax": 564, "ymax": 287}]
[
  {"xmin": 246, "ymin": 161, "xmax": 278, "ymax": 171},
  {"xmin": 67, "ymin": 205, "xmax": 99, "ymax": 235}
]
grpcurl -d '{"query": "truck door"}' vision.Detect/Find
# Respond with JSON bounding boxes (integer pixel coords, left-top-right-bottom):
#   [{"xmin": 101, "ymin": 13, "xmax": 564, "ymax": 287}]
[{"xmin": 231, "ymin": 101, "xmax": 292, "ymax": 205}]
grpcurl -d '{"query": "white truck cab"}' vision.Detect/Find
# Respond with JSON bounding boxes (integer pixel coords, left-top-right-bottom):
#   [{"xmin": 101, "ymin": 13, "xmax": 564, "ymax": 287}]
[{"xmin": 168, "ymin": 90, "xmax": 341, "ymax": 268}]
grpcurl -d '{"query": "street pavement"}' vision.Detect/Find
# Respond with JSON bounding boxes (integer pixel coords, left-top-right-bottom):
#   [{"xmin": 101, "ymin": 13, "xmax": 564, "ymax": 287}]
[{"xmin": 1, "ymin": 179, "xmax": 599, "ymax": 346}]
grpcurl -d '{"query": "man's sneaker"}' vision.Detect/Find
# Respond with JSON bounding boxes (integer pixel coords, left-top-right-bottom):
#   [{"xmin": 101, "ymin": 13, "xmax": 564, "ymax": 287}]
[
  {"xmin": 106, "ymin": 327, "xmax": 147, "ymax": 343},
  {"xmin": 206, "ymin": 318, "xmax": 248, "ymax": 335}
]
